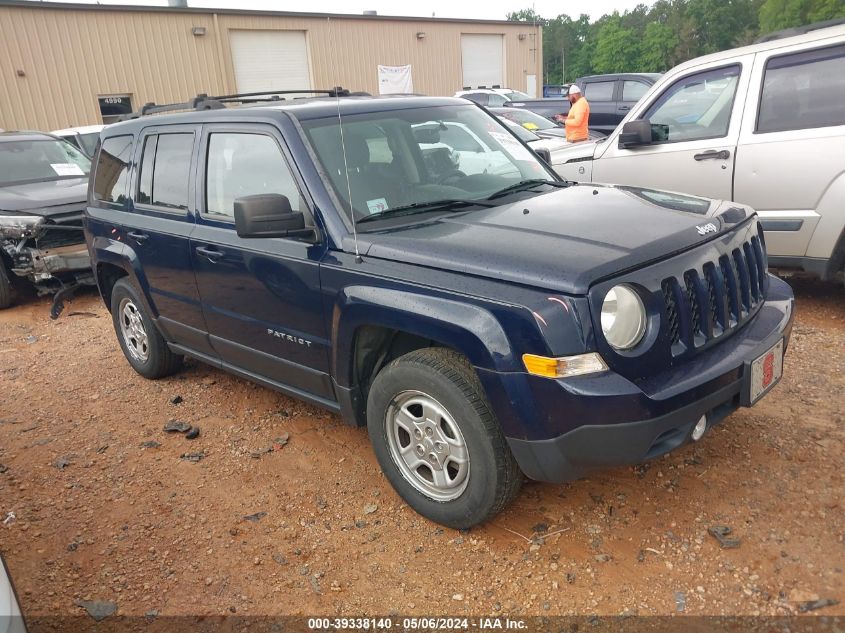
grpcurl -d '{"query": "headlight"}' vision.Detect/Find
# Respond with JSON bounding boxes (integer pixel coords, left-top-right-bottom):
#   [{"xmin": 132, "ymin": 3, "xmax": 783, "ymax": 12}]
[
  {"xmin": 0, "ymin": 214, "xmax": 45, "ymax": 239},
  {"xmin": 601, "ymin": 285, "xmax": 646, "ymax": 350}
]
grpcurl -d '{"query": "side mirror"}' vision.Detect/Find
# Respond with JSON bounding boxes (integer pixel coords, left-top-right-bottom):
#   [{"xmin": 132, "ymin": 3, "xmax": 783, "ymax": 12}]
[
  {"xmin": 233, "ymin": 194, "xmax": 311, "ymax": 238},
  {"xmin": 533, "ymin": 147, "xmax": 552, "ymax": 165},
  {"xmin": 618, "ymin": 119, "xmax": 653, "ymax": 149}
]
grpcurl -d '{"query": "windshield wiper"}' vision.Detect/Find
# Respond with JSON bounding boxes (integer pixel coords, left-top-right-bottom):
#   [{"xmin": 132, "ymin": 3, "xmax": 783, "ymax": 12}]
[
  {"xmin": 485, "ymin": 179, "xmax": 568, "ymax": 200},
  {"xmin": 356, "ymin": 198, "xmax": 497, "ymax": 224}
]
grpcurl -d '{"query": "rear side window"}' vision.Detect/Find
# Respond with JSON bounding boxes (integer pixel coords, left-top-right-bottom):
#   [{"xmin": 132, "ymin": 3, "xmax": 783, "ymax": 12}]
[
  {"xmin": 757, "ymin": 44, "xmax": 845, "ymax": 133},
  {"xmin": 136, "ymin": 133, "xmax": 193, "ymax": 210},
  {"xmin": 205, "ymin": 133, "xmax": 303, "ymax": 218},
  {"xmin": 93, "ymin": 135, "xmax": 132, "ymax": 204},
  {"xmin": 622, "ymin": 80, "xmax": 649, "ymax": 102},
  {"xmin": 584, "ymin": 81, "xmax": 615, "ymax": 101}
]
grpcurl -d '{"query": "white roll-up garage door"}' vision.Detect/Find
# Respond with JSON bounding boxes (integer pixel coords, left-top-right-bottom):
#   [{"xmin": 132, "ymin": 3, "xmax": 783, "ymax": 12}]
[
  {"xmin": 461, "ymin": 34, "xmax": 504, "ymax": 89},
  {"xmin": 229, "ymin": 30, "xmax": 311, "ymax": 94}
]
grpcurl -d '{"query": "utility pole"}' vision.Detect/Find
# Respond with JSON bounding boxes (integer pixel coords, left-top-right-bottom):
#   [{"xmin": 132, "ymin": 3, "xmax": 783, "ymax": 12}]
[{"xmin": 561, "ymin": 47, "xmax": 565, "ymax": 84}]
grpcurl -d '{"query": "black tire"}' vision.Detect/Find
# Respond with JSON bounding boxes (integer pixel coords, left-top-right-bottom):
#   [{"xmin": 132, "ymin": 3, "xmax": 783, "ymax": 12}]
[
  {"xmin": 110, "ymin": 278, "xmax": 182, "ymax": 379},
  {"xmin": 0, "ymin": 258, "xmax": 12, "ymax": 310},
  {"xmin": 366, "ymin": 348, "xmax": 522, "ymax": 529}
]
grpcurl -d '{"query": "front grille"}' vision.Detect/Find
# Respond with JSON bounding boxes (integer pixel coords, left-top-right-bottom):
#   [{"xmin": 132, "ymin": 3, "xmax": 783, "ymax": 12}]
[{"xmin": 661, "ymin": 233, "xmax": 768, "ymax": 355}]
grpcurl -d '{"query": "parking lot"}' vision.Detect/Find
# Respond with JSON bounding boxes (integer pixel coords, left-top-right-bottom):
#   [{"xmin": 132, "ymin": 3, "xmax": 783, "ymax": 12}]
[{"xmin": 0, "ymin": 276, "xmax": 841, "ymax": 620}]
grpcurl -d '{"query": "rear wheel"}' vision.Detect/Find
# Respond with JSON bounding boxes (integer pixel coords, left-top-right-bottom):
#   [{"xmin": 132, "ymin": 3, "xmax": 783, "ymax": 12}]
[
  {"xmin": 0, "ymin": 259, "xmax": 13, "ymax": 309},
  {"xmin": 110, "ymin": 278, "xmax": 182, "ymax": 379},
  {"xmin": 366, "ymin": 348, "xmax": 522, "ymax": 529}
]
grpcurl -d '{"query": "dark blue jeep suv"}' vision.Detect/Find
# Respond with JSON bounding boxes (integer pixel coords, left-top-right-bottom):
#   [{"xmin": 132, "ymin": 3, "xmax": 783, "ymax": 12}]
[{"xmin": 84, "ymin": 92, "xmax": 794, "ymax": 529}]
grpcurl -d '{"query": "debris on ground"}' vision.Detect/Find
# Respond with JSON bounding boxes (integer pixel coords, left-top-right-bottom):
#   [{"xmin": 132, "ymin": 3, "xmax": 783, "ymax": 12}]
[
  {"xmin": 251, "ymin": 447, "xmax": 273, "ymax": 459},
  {"xmin": 674, "ymin": 591, "xmax": 686, "ymax": 613},
  {"xmin": 0, "ymin": 464, "xmax": 8, "ymax": 474},
  {"xmin": 363, "ymin": 503, "xmax": 378, "ymax": 515},
  {"xmin": 170, "ymin": 395, "xmax": 183, "ymax": 405},
  {"xmin": 2, "ymin": 512, "xmax": 15, "ymax": 526},
  {"xmin": 243, "ymin": 512, "xmax": 267, "ymax": 523},
  {"xmin": 53, "ymin": 457, "xmax": 71, "ymax": 470},
  {"xmin": 180, "ymin": 452, "xmax": 205, "ymax": 463},
  {"xmin": 797, "ymin": 598, "xmax": 839, "ymax": 613},
  {"xmin": 163, "ymin": 420, "xmax": 191, "ymax": 433},
  {"xmin": 75, "ymin": 600, "xmax": 117, "ymax": 621},
  {"xmin": 140, "ymin": 441, "xmax": 161, "ymax": 449},
  {"xmin": 185, "ymin": 427, "xmax": 200, "ymax": 440},
  {"xmin": 273, "ymin": 432, "xmax": 290, "ymax": 449},
  {"xmin": 708, "ymin": 525, "xmax": 742, "ymax": 549}
]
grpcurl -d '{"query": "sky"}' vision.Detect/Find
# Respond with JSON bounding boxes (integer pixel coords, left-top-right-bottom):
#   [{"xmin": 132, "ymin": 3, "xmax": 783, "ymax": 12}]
[{"xmin": 37, "ymin": 0, "xmax": 649, "ymax": 21}]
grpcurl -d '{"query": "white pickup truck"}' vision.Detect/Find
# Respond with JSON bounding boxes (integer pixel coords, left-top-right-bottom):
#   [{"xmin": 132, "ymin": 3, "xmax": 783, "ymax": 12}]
[{"xmin": 554, "ymin": 21, "xmax": 845, "ymax": 283}]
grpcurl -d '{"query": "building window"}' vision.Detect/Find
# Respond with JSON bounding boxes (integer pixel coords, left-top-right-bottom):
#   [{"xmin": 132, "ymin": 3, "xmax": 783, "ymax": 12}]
[{"xmin": 98, "ymin": 95, "xmax": 133, "ymax": 124}]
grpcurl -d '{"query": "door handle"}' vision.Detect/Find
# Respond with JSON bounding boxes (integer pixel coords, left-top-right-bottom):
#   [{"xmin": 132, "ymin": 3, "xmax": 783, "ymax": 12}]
[
  {"xmin": 618, "ymin": 105, "xmax": 630, "ymax": 111},
  {"xmin": 195, "ymin": 246, "xmax": 224, "ymax": 262},
  {"xmin": 694, "ymin": 149, "xmax": 731, "ymax": 161},
  {"xmin": 127, "ymin": 231, "xmax": 149, "ymax": 243}
]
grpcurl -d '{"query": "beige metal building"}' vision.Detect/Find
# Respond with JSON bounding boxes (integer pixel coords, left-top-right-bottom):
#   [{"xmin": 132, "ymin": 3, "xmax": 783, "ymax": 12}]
[{"xmin": 0, "ymin": 1, "xmax": 542, "ymax": 131}]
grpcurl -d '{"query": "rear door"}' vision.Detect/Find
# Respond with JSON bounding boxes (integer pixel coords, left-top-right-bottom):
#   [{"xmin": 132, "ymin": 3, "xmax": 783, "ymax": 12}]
[
  {"xmin": 593, "ymin": 59, "xmax": 753, "ymax": 201},
  {"xmin": 190, "ymin": 123, "xmax": 333, "ymax": 401},
  {"xmin": 122, "ymin": 126, "xmax": 214, "ymax": 356},
  {"xmin": 618, "ymin": 79, "xmax": 651, "ymax": 119},
  {"xmin": 735, "ymin": 41, "xmax": 845, "ymax": 261},
  {"xmin": 581, "ymin": 79, "xmax": 618, "ymax": 134}
]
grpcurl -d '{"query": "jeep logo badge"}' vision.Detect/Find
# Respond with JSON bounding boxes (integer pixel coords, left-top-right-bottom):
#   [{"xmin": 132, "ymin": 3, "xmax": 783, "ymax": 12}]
[{"xmin": 696, "ymin": 223, "xmax": 718, "ymax": 236}]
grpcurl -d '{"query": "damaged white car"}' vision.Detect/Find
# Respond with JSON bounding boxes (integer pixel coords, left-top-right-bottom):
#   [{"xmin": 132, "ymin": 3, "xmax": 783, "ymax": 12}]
[{"xmin": 0, "ymin": 132, "xmax": 94, "ymax": 317}]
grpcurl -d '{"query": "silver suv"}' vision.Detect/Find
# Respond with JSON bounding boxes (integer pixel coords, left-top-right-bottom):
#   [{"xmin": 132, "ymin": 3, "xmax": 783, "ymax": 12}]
[{"xmin": 555, "ymin": 21, "xmax": 845, "ymax": 284}]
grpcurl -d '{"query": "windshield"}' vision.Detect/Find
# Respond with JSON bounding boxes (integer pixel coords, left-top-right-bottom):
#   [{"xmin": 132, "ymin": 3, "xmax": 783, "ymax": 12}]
[
  {"xmin": 301, "ymin": 104, "xmax": 553, "ymax": 227},
  {"xmin": 496, "ymin": 109, "xmax": 557, "ymax": 131},
  {"xmin": 499, "ymin": 118, "xmax": 540, "ymax": 142},
  {"xmin": 503, "ymin": 91, "xmax": 531, "ymax": 101},
  {"xmin": 0, "ymin": 139, "xmax": 91, "ymax": 186}
]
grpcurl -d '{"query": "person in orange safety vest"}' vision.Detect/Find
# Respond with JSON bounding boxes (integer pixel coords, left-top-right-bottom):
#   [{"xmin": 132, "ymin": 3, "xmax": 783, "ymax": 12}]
[{"xmin": 556, "ymin": 84, "xmax": 590, "ymax": 143}]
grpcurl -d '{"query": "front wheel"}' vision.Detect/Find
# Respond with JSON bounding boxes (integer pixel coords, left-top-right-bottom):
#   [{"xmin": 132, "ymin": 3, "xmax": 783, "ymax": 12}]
[{"xmin": 366, "ymin": 348, "xmax": 522, "ymax": 529}]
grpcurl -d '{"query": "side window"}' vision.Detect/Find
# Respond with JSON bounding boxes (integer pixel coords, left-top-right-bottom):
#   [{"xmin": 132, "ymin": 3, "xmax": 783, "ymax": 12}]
[
  {"xmin": 584, "ymin": 81, "xmax": 615, "ymax": 101},
  {"xmin": 757, "ymin": 44, "xmax": 845, "ymax": 133},
  {"xmin": 205, "ymin": 133, "xmax": 303, "ymax": 219},
  {"xmin": 93, "ymin": 135, "xmax": 133, "ymax": 204},
  {"xmin": 136, "ymin": 133, "xmax": 193, "ymax": 210},
  {"xmin": 487, "ymin": 94, "xmax": 507, "ymax": 106},
  {"xmin": 137, "ymin": 136, "xmax": 155, "ymax": 204},
  {"xmin": 622, "ymin": 80, "xmax": 649, "ymax": 102},
  {"xmin": 642, "ymin": 65, "xmax": 740, "ymax": 143}
]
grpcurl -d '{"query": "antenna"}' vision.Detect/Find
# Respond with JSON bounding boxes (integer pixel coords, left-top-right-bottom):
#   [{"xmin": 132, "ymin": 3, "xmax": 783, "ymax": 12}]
[{"xmin": 328, "ymin": 16, "xmax": 362, "ymax": 264}]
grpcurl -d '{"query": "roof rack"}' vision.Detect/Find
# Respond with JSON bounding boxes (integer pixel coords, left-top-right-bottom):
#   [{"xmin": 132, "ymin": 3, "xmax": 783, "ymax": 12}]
[
  {"xmin": 755, "ymin": 17, "xmax": 845, "ymax": 43},
  {"xmin": 117, "ymin": 87, "xmax": 367, "ymax": 121}
]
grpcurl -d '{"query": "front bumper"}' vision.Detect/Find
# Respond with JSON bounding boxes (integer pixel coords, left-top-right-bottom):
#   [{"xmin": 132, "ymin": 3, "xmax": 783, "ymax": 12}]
[{"xmin": 496, "ymin": 275, "xmax": 794, "ymax": 483}]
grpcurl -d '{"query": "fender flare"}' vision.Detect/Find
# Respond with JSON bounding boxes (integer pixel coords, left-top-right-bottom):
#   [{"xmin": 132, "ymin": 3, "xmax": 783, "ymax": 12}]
[
  {"xmin": 331, "ymin": 285, "xmax": 518, "ymax": 389},
  {"xmin": 90, "ymin": 236, "xmax": 156, "ymax": 316}
]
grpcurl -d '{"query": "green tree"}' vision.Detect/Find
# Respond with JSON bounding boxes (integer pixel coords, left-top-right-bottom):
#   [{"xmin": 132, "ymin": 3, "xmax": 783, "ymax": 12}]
[
  {"xmin": 759, "ymin": 0, "xmax": 845, "ymax": 33},
  {"xmin": 506, "ymin": 7, "xmax": 546, "ymax": 23},
  {"xmin": 640, "ymin": 21, "xmax": 679, "ymax": 71},
  {"xmin": 592, "ymin": 13, "xmax": 640, "ymax": 74}
]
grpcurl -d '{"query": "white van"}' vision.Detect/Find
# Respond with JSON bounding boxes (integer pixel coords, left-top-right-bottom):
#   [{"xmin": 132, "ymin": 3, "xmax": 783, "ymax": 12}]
[{"xmin": 554, "ymin": 20, "xmax": 845, "ymax": 283}]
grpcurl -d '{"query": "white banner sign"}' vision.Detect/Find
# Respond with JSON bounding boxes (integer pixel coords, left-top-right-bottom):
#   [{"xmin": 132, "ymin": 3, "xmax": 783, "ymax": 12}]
[{"xmin": 378, "ymin": 65, "xmax": 414, "ymax": 94}]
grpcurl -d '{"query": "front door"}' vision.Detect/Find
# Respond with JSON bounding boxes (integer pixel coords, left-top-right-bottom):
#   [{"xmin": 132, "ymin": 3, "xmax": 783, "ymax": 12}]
[
  {"xmin": 594, "ymin": 62, "xmax": 751, "ymax": 202},
  {"xmin": 190, "ymin": 124, "xmax": 333, "ymax": 401}
]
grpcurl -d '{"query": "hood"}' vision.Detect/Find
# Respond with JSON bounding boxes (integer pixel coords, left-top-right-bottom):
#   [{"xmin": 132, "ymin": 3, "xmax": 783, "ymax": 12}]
[
  {"xmin": 0, "ymin": 178, "xmax": 88, "ymax": 215},
  {"xmin": 354, "ymin": 184, "xmax": 754, "ymax": 295},
  {"xmin": 553, "ymin": 139, "xmax": 600, "ymax": 164},
  {"xmin": 534, "ymin": 128, "xmax": 568, "ymax": 140},
  {"xmin": 529, "ymin": 137, "xmax": 569, "ymax": 154}
]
